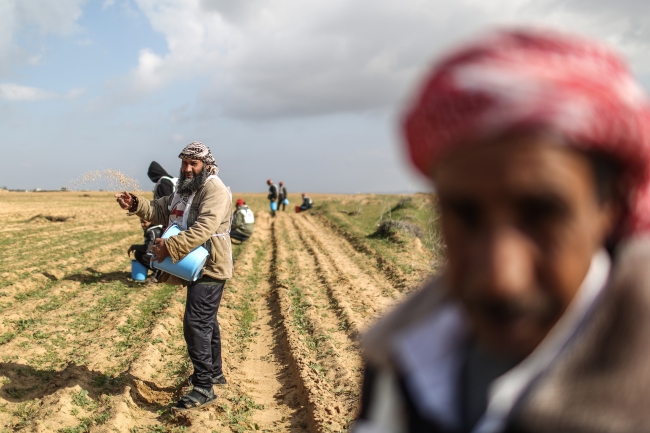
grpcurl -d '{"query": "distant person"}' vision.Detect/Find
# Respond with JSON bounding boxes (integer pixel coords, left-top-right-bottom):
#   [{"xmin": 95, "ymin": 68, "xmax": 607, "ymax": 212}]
[
  {"xmin": 355, "ymin": 29, "xmax": 650, "ymax": 432},
  {"xmin": 128, "ymin": 218, "xmax": 163, "ymax": 272},
  {"xmin": 267, "ymin": 179, "xmax": 279, "ymax": 217},
  {"xmin": 147, "ymin": 161, "xmax": 178, "ymax": 200},
  {"xmin": 300, "ymin": 193, "xmax": 313, "ymax": 211},
  {"xmin": 278, "ymin": 181, "xmax": 288, "ymax": 211},
  {"xmin": 230, "ymin": 198, "xmax": 255, "ymax": 243}
]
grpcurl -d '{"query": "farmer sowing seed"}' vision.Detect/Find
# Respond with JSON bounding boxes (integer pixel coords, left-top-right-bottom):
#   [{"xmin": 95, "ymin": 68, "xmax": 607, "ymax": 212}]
[
  {"xmin": 356, "ymin": 29, "xmax": 650, "ymax": 432},
  {"xmin": 115, "ymin": 141, "xmax": 232, "ymax": 412},
  {"xmin": 278, "ymin": 181, "xmax": 288, "ymax": 211},
  {"xmin": 267, "ymin": 179, "xmax": 278, "ymax": 217}
]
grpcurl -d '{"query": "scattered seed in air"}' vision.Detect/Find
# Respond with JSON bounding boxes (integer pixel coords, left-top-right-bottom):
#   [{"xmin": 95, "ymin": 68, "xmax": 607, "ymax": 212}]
[{"xmin": 70, "ymin": 169, "xmax": 142, "ymax": 192}]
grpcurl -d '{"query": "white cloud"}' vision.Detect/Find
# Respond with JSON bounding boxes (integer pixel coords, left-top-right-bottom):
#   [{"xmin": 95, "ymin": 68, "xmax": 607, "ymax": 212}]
[
  {"xmin": 0, "ymin": 0, "xmax": 86, "ymax": 76},
  {"xmin": 172, "ymin": 133, "xmax": 184, "ymax": 142},
  {"xmin": 65, "ymin": 87, "xmax": 86, "ymax": 99},
  {"xmin": 0, "ymin": 83, "xmax": 57, "ymax": 101},
  {"xmin": 103, "ymin": 0, "xmax": 116, "ymax": 9},
  {"xmin": 0, "ymin": 84, "xmax": 86, "ymax": 101},
  {"xmin": 112, "ymin": 0, "xmax": 650, "ymax": 120}
]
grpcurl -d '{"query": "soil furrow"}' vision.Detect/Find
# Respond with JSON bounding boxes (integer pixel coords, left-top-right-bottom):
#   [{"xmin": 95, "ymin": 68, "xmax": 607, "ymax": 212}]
[
  {"xmin": 296, "ymin": 213, "xmax": 399, "ymax": 297},
  {"xmin": 277, "ymin": 215, "xmax": 362, "ymax": 425},
  {"xmin": 314, "ymin": 214, "xmax": 412, "ymax": 289},
  {"xmin": 298, "ymin": 214, "xmax": 404, "ymax": 294},
  {"xmin": 269, "ymin": 214, "xmax": 362, "ymax": 432},
  {"xmin": 291, "ymin": 214, "xmax": 399, "ymax": 329},
  {"xmin": 281, "ymin": 216, "xmax": 360, "ymax": 349},
  {"xmin": 227, "ymin": 214, "xmax": 308, "ymax": 432}
]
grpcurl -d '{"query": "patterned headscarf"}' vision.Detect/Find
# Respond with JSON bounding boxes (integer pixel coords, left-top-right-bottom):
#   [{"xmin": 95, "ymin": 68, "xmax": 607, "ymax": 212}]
[
  {"xmin": 403, "ymin": 28, "xmax": 650, "ymax": 236},
  {"xmin": 178, "ymin": 141, "xmax": 219, "ymax": 175}
]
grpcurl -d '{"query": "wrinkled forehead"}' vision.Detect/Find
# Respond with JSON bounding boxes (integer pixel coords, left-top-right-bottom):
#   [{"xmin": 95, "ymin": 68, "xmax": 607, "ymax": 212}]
[
  {"xmin": 432, "ymin": 131, "xmax": 597, "ymax": 202},
  {"xmin": 181, "ymin": 158, "xmax": 203, "ymax": 164}
]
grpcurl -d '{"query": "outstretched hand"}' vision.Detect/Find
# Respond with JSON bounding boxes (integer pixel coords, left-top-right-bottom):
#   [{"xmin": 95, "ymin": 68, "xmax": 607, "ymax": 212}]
[
  {"xmin": 151, "ymin": 238, "xmax": 170, "ymax": 262},
  {"xmin": 115, "ymin": 191, "xmax": 133, "ymax": 210}
]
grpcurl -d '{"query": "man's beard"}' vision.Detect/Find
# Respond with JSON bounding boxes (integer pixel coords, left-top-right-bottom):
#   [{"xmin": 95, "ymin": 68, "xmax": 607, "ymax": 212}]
[
  {"xmin": 463, "ymin": 289, "xmax": 560, "ymax": 327},
  {"xmin": 177, "ymin": 166, "xmax": 208, "ymax": 196}
]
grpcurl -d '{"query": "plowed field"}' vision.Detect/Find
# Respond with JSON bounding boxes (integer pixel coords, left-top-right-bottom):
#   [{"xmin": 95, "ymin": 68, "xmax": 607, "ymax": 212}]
[{"xmin": 0, "ymin": 191, "xmax": 439, "ymax": 432}]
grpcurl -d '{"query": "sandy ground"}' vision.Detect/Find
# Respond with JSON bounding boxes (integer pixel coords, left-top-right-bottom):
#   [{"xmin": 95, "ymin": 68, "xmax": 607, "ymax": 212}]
[{"xmin": 0, "ymin": 191, "xmax": 433, "ymax": 432}]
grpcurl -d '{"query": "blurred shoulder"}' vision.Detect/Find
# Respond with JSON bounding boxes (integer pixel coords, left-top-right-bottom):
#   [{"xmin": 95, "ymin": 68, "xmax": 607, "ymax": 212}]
[
  {"xmin": 362, "ymin": 274, "xmax": 449, "ymax": 369},
  {"xmin": 609, "ymin": 236, "xmax": 650, "ymax": 297},
  {"xmin": 615, "ymin": 236, "xmax": 650, "ymax": 268}
]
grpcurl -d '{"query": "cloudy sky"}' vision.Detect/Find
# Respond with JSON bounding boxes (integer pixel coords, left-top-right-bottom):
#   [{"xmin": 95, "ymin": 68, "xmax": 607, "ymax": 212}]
[{"xmin": 2, "ymin": 0, "xmax": 650, "ymax": 193}]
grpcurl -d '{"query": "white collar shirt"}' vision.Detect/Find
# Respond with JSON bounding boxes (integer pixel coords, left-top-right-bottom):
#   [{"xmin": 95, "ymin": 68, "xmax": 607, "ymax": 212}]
[{"xmin": 393, "ymin": 249, "xmax": 612, "ymax": 433}]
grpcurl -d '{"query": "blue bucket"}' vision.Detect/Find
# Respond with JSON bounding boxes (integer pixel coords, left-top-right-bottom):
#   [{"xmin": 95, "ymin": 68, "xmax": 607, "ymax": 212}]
[
  {"xmin": 131, "ymin": 260, "xmax": 148, "ymax": 281},
  {"xmin": 152, "ymin": 224, "xmax": 209, "ymax": 282},
  {"xmin": 283, "ymin": 198, "xmax": 289, "ymax": 205},
  {"xmin": 270, "ymin": 201, "xmax": 278, "ymax": 211}
]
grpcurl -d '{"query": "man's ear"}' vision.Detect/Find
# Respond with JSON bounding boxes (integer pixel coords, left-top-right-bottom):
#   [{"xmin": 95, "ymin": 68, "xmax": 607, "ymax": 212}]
[{"xmin": 597, "ymin": 198, "xmax": 623, "ymax": 246}]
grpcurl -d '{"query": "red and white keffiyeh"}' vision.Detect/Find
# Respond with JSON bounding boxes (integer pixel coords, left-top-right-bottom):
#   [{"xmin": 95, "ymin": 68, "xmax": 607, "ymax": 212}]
[{"xmin": 403, "ymin": 28, "xmax": 650, "ymax": 235}]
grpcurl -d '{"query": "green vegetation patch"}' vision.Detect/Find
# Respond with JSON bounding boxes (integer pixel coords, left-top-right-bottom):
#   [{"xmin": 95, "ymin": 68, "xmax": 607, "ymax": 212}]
[
  {"xmin": 315, "ymin": 194, "xmax": 445, "ymax": 280},
  {"xmin": 232, "ymin": 244, "xmax": 265, "ymax": 358}
]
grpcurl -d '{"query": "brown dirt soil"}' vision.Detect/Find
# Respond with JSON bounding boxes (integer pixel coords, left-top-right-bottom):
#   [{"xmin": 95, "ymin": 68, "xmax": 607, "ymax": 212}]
[{"xmin": 0, "ymin": 192, "xmax": 434, "ymax": 432}]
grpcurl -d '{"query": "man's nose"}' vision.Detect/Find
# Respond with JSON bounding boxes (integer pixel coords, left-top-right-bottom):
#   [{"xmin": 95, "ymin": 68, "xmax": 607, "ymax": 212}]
[{"xmin": 474, "ymin": 227, "xmax": 535, "ymax": 299}]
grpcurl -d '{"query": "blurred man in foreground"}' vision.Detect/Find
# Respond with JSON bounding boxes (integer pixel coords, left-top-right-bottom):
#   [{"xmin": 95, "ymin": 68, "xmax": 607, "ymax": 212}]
[
  {"xmin": 356, "ymin": 29, "xmax": 650, "ymax": 433},
  {"xmin": 115, "ymin": 142, "xmax": 232, "ymax": 412},
  {"xmin": 231, "ymin": 198, "xmax": 255, "ymax": 243}
]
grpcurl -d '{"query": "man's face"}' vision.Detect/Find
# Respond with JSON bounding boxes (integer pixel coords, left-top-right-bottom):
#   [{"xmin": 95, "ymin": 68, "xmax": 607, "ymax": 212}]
[
  {"xmin": 181, "ymin": 159, "xmax": 204, "ymax": 178},
  {"xmin": 433, "ymin": 133, "xmax": 615, "ymax": 358}
]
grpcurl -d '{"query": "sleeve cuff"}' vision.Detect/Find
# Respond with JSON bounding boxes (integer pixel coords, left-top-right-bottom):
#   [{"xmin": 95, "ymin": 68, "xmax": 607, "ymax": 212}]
[{"xmin": 165, "ymin": 237, "xmax": 182, "ymax": 264}]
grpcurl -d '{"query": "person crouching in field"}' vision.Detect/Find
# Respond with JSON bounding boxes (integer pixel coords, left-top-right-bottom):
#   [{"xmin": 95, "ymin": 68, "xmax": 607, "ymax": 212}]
[
  {"xmin": 127, "ymin": 218, "xmax": 162, "ymax": 275},
  {"xmin": 115, "ymin": 141, "xmax": 232, "ymax": 412},
  {"xmin": 355, "ymin": 29, "xmax": 650, "ymax": 432},
  {"xmin": 230, "ymin": 198, "xmax": 254, "ymax": 244},
  {"xmin": 300, "ymin": 193, "xmax": 313, "ymax": 211}
]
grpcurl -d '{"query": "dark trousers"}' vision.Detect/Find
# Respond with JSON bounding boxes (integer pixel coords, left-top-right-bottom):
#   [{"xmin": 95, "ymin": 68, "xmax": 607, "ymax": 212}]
[
  {"xmin": 134, "ymin": 250, "xmax": 152, "ymax": 269},
  {"xmin": 184, "ymin": 277, "xmax": 225, "ymax": 389},
  {"xmin": 278, "ymin": 197, "xmax": 286, "ymax": 211},
  {"xmin": 230, "ymin": 229, "xmax": 250, "ymax": 242}
]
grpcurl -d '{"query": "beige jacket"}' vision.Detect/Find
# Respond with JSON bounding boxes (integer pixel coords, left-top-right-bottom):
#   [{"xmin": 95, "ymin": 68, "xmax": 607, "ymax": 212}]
[
  {"xmin": 133, "ymin": 176, "xmax": 233, "ymax": 282},
  {"xmin": 361, "ymin": 237, "xmax": 650, "ymax": 432}
]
